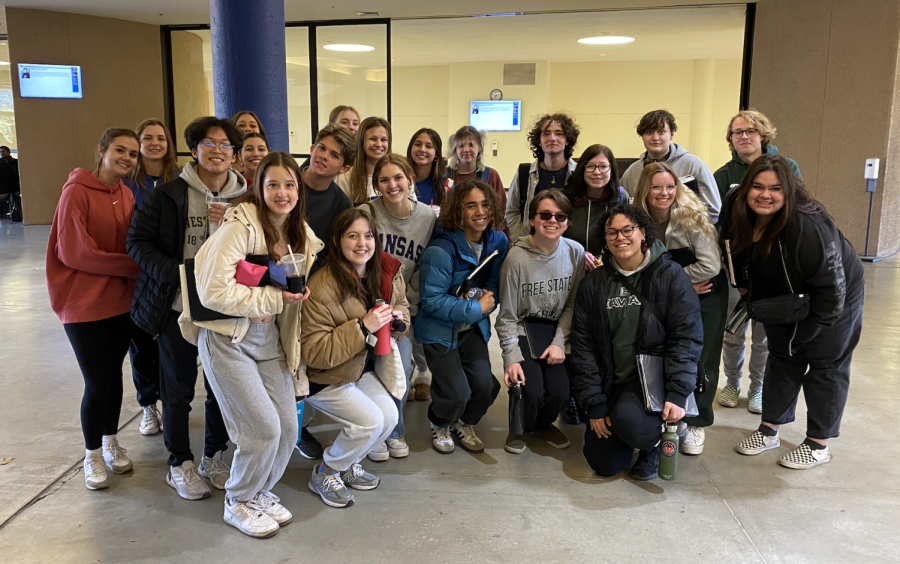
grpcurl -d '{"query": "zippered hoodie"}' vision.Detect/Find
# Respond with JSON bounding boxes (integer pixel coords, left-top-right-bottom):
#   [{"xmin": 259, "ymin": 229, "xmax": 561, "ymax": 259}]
[
  {"xmin": 713, "ymin": 144, "xmax": 801, "ymax": 202},
  {"xmin": 46, "ymin": 168, "xmax": 141, "ymax": 324},
  {"xmin": 495, "ymin": 236, "xmax": 586, "ymax": 367},
  {"xmin": 564, "ymin": 186, "xmax": 630, "ymax": 255},
  {"xmin": 621, "ymin": 144, "xmax": 721, "ymax": 223}
]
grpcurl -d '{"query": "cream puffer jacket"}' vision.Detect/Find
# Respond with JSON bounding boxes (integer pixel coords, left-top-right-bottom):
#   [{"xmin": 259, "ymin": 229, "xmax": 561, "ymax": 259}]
[{"xmin": 179, "ymin": 202, "xmax": 323, "ymax": 396}]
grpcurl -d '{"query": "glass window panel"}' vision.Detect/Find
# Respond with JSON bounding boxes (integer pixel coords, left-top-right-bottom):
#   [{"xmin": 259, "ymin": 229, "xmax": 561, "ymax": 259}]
[
  {"xmin": 316, "ymin": 24, "xmax": 388, "ymax": 129},
  {"xmin": 171, "ymin": 30, "xmax": 214, "ymax": 153},
  {"xmin": 285, "ymin": 27, "xmax": 312, "ymax": 154}
]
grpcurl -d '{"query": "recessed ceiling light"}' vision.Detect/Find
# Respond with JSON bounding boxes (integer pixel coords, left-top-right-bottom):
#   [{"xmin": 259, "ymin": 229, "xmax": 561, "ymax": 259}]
[
  {"xmin": 578, "ymin": 36, "xmax": 635, "ymax": 45},
  {"xmin": 324, "ymin": 44, "xmax": 375, "ymax": 52},
  {"xmin": 0, "ymin": 61, "xmax": 9, "ymax": 66},
  {"xmin": 356, "ymin": 11, "xmax": 381, "ymax": 16}
]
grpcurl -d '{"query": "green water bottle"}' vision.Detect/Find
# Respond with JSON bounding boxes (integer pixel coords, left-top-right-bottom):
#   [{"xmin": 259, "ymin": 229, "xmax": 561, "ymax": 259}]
[{"xmin": 658, "ymin": 423, "xmax": 679, "ymax": 481}]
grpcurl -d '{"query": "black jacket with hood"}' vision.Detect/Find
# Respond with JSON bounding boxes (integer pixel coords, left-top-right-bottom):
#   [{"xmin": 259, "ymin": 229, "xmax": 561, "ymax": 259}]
[{"xmin": 569, "ymin": 241, "xmax": 703, "ymax": 420}]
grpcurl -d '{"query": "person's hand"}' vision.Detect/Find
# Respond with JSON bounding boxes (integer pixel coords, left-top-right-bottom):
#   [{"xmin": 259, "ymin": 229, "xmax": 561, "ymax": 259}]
[
  {"xmin": 503, "ymin": 363, "xmax": 525, "ymax": 388},
  {"xmin": 693, "ymin": 280, "xmax": 713, "ymax": 295},
  {"xmin": 661, "ymin": 402, "xmax": 685, "ymax": 423},
  {"xmin": 207, "ymin": 203, "xmax": 228, "ymax": 226},
  {"xmin": 590, "ymin": 416, "xmax": 612, "ymax": 439},
  {"xmin": 540, "ymin": 344, "xmax": 565, "ymax": 365},
  {"xmin": 478, "ymin": 290, "xmax": 495, "ymax": 314},
  {"xmin": 282, "ymin": 288, "xmax": 308, "ymax": 305},
  {"xmin": 585, "ymin": 252, "xmax": 598, "ymax": 271},
  {"xmin": 362, "ymin": 304, "xmax": 393, "ymax": 333}
]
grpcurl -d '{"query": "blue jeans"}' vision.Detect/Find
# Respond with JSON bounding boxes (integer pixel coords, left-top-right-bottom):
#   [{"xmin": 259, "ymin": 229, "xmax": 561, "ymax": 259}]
[{"xmin": 388, "ymin": 336, "xmax": 415, "ymax": 439}]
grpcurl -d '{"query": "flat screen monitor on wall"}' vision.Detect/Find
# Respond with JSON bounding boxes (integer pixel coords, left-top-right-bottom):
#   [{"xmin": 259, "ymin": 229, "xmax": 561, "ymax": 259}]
[
  {"xmin": 18, "ymin": 64, "xmax": 83, "ymax": 99},
  {"xmin": 470, "ymin": 101, "xmax": 521, "ymax": 132}
]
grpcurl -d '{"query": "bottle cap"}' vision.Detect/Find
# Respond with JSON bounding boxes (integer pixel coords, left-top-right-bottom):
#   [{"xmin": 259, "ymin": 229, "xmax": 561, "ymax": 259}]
[{"xmin": 666, "ymin": 423, "xmax": 678, "ymax": 433}]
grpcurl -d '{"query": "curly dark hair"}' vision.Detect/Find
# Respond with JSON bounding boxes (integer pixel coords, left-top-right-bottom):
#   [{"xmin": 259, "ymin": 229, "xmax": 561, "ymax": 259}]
[
  {"xmin": 439, "ymin": 180, "xmax": 505, "ymax": 234},
  {"xmin": 526, "ymin": 113, "xmax": 580, "ymax": 161},
  {"xmin": 598, "ymin": 204, "xmax": 656, "ymax": 255}
]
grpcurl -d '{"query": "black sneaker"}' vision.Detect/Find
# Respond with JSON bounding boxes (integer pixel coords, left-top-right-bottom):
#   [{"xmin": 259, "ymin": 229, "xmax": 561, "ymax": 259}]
[
  {"xmin": 560, "ymin": 397, "xmax": 581, "ymax": 426},
  {"xmin": 629, "ymin": 445, "xmax": 660, "ymax": 481},
  {"xmin": 295, "ymin": 427, "xmax": 324, "ymax": 460}
]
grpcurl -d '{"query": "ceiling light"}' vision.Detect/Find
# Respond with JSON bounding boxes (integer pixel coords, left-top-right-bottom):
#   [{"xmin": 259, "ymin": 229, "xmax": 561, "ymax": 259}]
[
  {"xmin": 324, "ymin": 44, "xmax": 374, "ymax": 52},
  {"xmin": 356, "ymin": 11, "xmax": 381, "ymax": 16},
  {"xmin": 578, "ymin": 36, "xmax": 635, "ymax": 45},
  {"xmin": 0, "ymin": 61, "xmax": 9, "ymax": 66}
]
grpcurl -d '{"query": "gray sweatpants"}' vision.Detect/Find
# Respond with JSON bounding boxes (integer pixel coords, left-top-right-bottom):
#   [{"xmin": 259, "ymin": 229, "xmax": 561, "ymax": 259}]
[
  {"xmin": 199, "ymin": 323, "xmax": 298, "ymax": 502},
  {"xmin": 305, "ymin": 372, "xmax": 398, "ymax": 472},
  {"xmin": 722, "ymin": 286, "xmax": 768, "ymax": 392}
]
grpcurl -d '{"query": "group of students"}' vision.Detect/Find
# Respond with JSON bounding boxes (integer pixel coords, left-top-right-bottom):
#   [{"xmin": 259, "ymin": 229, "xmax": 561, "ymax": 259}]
[{"xmin": 44, "ymin": 104, "xmax": 864, "ymax": 539}]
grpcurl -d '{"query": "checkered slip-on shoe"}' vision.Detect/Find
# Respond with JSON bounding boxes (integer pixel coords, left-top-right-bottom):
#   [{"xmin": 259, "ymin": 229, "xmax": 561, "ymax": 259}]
[
  {"xmin": 778, "ymin": 443, "xmax": 831, "ymax": 470},
  {"xmin": 748, "ymin": 389, "xmax": 763, "ymax": 414},
  {"xmin": 718, "ymin": 385, "xmax": 739, "ymax": 407},
  {"xmin": 734, "ymin": 430, "xmax": 780, "ymax": 455}
]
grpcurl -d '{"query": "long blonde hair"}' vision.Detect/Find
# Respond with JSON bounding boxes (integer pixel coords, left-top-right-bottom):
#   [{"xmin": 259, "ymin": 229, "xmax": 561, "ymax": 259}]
[
  {"xmin": 634, "ymin": 162, "xmax": 717, "ymax": 241},
  {"xmin": 348, "ymin": 117, "xmax": 392, "ymax": 205}
]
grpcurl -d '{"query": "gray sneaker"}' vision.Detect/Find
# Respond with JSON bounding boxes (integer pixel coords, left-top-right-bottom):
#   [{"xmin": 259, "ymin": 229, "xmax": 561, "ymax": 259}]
[
  {"xmin": 340, "ymin": 463, "xmax": 380, "ymax": 491},
  {"xmin": 167, "ymin": 460, "xmax": 211, "ymax": 500},
  {"xmin": 504, "ymin": 433, "xmax": 527, "ymax": 454},
  {"xmin": 198, "ymin": 451, "xmax": 231, "ymax": 490},
  {"xmin": 308, "ymin": 466, "xmax": 354, "ymax": 508},
  {"xmin": 451, "ymin": 421, "xmax": 484, "ymax": 453}
]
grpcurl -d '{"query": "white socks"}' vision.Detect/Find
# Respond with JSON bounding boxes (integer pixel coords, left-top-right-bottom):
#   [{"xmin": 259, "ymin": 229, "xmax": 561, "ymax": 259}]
[
  {"xmin": 86, "ymin": 447, "xmax": 102, "ymax": 459},
  {"xmin": 102, "ymin": 435, "xmax": 117, "ymax": 449}
]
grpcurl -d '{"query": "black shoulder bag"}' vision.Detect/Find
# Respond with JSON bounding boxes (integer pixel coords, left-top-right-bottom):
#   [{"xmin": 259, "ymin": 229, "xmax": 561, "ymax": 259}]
[{"xmin": 747, "ymin": 238, "xmax": 810, "ymax": 324}]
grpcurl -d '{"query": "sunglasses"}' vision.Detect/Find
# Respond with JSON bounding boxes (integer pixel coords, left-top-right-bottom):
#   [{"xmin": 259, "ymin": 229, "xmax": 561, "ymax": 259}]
[{"xmin": 536, "ymin": 212, "xmax": 568, "ymax": 223}]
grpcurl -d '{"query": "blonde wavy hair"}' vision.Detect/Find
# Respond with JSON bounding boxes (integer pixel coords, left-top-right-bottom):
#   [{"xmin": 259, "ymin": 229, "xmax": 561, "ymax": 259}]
[
  {"xmin": 446, "ymin": 125, "xmax": 486, "ymax": 170},
  {"xmin": 725, "ymin": 109, "xmax": 777, "ymax": 152},
  {"xmin": 633, "ymin": 162, "xmax": 717, "ymax": 241}
]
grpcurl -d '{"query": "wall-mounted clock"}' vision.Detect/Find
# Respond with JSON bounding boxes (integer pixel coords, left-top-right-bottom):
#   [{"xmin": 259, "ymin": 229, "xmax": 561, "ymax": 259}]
[{"xmin": 490, "ymin": 89, "xmax": 503, "ymax": 101}]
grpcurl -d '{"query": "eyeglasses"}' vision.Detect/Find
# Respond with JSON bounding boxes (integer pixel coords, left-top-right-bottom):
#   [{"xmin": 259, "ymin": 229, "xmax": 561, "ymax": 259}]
[
  {"xmin": 536, "ymin": 212, "xmax": 568, "ymax": 223},
  {"xmin": 199, "ymin": 140, "xmax": 235, "ymax": 152},
  {"xmin": 604, "ymin": 225, "xmax": 638, "ymax": 241},
  {"xmin": 730, "ymin": 128, "xmax": 759, "ymax": 139},
  {"xmin": 584, "ymin": 164, "xmax": 611, "ymax": 173}
]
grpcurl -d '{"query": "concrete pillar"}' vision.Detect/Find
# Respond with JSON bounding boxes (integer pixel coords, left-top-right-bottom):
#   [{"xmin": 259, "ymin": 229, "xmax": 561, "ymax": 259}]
[
  {"xmin": 210, "ymin": 0, "xmax": 289, "ymax": 151},
  {"xmin": 750, "ymin": 0, "xmax": 900, "ymax": 257}
]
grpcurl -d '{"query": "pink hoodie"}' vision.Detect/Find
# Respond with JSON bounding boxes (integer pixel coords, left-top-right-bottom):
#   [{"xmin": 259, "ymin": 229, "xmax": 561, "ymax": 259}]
[{"xmin": 46, "ymin": 168, "xmax": 141, "ymax": 324}]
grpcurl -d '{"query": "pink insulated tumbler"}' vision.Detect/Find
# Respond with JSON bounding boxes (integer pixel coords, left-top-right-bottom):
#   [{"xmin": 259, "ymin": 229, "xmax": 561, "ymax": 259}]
[{"xmin": 374, "ymin": 299, "xmax": 392, "ymax": 355}]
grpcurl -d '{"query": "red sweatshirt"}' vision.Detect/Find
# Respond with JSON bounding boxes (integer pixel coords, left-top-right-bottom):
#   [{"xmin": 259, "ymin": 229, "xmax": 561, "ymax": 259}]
[{"xmin": 46, "ymin": 168, "xmax": 141, "ymax": 324}]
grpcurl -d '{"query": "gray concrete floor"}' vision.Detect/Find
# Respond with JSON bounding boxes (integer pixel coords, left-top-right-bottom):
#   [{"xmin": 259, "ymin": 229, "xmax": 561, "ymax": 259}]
[{"xmin": 0, "ymin": 218, "xmax": 897, "ymax": 563}]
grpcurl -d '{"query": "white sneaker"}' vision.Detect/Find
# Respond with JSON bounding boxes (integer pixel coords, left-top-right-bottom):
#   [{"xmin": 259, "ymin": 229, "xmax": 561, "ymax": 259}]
[
  {"xmin": 367, "ymin": 441, "xmax": 390, "ymax": 462},
  {"xmin": 252, "ymin": 491, "xmax": 292, "ymax": 526},
  {"xmin": 139, "ymin": 405, "xmax": 162, "ymax": 435},
  {"xmin": 386, "ymin": 437, "xmax": 409, "ymax": 458},
  {"xmin": 430, "ymin": 423, "xmax": 455, "ymax": 454},
  {"xmin": 681, "ymin": 426, "xmax": 705, "ymax": 455},
  {"xmin": 224, "ymin": 497, "xmax": 279, "ymax": 538},
  {"xmin": 84, "ymin": 453, "xmax": 109, "ymax": 490},
  {"xmin": 735, "ymin": 430, "xmax": 781, "ymax": 456},
  {"xmin": 103, "ymin": 440, "xmax": 133, "ymax": 474},
  {"xmin": 167, "ymin": 460, "xmax": 211, "ymax": 500},
  {"xmin": 451, "ymin": 421, "xmax": 484, "ymax": 453},
  {"xmin": 198, "ymin": 451, "xmax": 231, "ymax": 490}
]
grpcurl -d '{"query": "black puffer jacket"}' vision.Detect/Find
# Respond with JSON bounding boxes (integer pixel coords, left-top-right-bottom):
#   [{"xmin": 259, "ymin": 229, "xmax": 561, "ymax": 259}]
[
  {"xmin": 126, "ymin": 178, "xmax": 189, "ymax": 337},
  {"xmin": 569, "ymin": 249, "xmax": 703, "ymax": 420}
]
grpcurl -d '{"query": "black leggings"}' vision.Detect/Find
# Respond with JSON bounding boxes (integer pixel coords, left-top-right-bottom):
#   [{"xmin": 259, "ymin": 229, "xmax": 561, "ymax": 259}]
[
  {"xmin": 515, "ymin": 337, "xmax": 569, "ymax": 432},
  {"xmin": 582, "ymin": 379, "xmax": 663, "ymax": 477},
  {"xmin": 64, "ymin": 313, "xmax": 133, "ymax": 450}
]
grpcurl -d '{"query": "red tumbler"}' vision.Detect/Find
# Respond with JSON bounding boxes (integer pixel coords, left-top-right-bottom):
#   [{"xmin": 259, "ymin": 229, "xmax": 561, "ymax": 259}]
[{"xmin": 374, "ymin": 300, "xmax": 392, "ymax": 355}]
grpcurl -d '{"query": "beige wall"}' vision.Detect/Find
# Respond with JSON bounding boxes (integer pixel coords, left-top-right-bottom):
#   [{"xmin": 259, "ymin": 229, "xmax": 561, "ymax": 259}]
[
  {"xmin": 392, "ymin": 58, "xmax": 741, "ymax": 184},
  {"xmin": 750, "ymin": 0, "xmax": 900, "ymax": 256},
  {"xmin": 7, "ymin": 8, "xmax": 164, "ymax": 225},
  {"xmin": 171, "ymin": 31, "xmax": 208, "ymax": 147}
]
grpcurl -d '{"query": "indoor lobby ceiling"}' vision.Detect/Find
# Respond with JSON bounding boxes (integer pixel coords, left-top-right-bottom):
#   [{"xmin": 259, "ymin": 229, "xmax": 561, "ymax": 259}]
[{"xmin": 0, "ymin": 0, "xmax": 749, "ymax": 27}]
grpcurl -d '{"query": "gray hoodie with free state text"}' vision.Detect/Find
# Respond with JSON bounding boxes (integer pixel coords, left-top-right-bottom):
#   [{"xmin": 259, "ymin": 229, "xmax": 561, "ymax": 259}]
[{"xmin": 495, "ymin": 235, "xmax": 586, "ymax": 367}]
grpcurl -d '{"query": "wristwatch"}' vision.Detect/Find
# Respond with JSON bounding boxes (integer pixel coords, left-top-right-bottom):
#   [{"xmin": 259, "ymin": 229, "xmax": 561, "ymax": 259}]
[{"xmin": 358, "ymin": 319, "xmax": 378, "ymax": 347}]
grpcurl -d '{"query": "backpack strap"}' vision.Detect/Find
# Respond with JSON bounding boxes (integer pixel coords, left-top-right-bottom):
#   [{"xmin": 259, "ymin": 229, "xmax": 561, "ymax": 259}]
[
  {"xmin": 517, "ymin": 162, "xmax": 531, "ymax": 222},
  {"xmin": 481, "ymin": 167, "xmax": 491, "ymax": 183}
]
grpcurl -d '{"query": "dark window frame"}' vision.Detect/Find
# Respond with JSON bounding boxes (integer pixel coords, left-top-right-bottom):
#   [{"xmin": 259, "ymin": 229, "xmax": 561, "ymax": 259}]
[{"xmin": 161, "ymin": 18, "xmax": 391, "ymax": 160}]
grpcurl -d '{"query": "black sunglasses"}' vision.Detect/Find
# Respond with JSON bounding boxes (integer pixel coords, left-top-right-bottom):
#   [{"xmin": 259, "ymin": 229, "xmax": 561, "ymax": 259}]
[{"xmin": 536, "ymin": 212, "xmax": 568, "ymax": 222}]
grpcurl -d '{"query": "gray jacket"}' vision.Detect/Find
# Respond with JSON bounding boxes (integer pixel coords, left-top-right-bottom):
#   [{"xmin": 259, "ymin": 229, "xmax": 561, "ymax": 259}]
[
  {"xmin": 660, "ymin": 220, "xmax": 722, "ymax": 284},
  {"xmin": 495, "ymin": 235, "xmax": 585, "ymax": 367},
  {"xmin": 621, "ymin": 144, "xmax": 721, "ymax": 223},
  {"xmin": 505, "ymin": 158, "xmax": 578, "ymax": 242}
]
